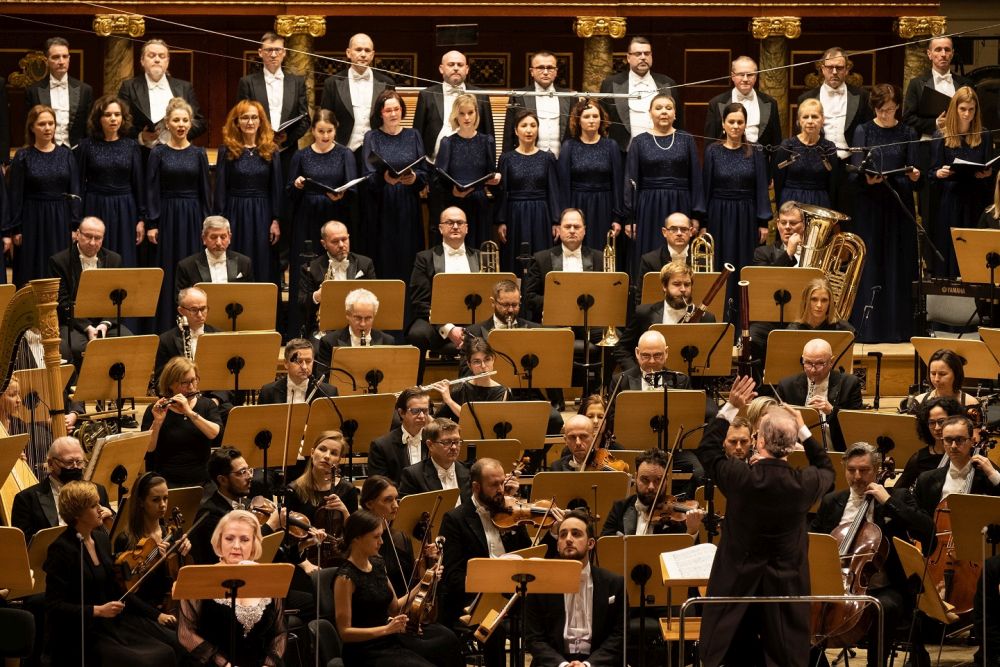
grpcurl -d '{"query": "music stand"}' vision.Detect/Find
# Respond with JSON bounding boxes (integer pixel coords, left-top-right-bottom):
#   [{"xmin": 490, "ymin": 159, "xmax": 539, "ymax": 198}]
[
  {"xmin": 395, "ymin": 488, "xmax": 461, "ymax": 557},
  {"xmin": 259, "ymin": 533, "xmax": 284, "ymax": 563},
  {"xmin": 319, "ymin": 279, "xmax": 406, "ymax": 332},
  {"xmin": 763, "ymin": 330, "xmax": 856, "ymax": 386},
  {"xmin": 459, "ymin": 401, "xmax": 551, "ymax": 449},
  {"xmin": 75, "ymin": 268, "xmax": 163, "ymax": 333},
  {"xmin": 741, "ymin": 266, "xmax": 824, "ymax": 324},
  {"xmin": 431, "ymin": 272, "xmax": 519, "ymax": 325},
  {"xmin": 73, "ymin": 335, "xmax": 158, "ymax": 424},
  {"xmin": 782, "ymin": 405, "xmax": 823, "ymax": 444},
  {"xmin": 459, "ymin": 439, "xmax": 523, "ymax": 465},
  {"xmin": 808, "ymin": 533, "xmax": 848, "ymax": 597},
  {"xmin": 195, "ymin": 332, "xmax": 282, "ymax": 398},
  {"xmin": 13, "ymin": 366, "xmax": 75, "ymax": 424},
  {"xmin": 838, "ymin": 411, "xmax": 921, "ymax": 484},
  {"xmin": 543, "ymin": 271, "xmax": 629, "ymax": 397},
  {"xmin": 613, "ymin": 390, "xmax": 707, "ymax": 451},
  {"xmin": 84, "ymin": 431, "xmax": 150, "ymax": 501},
  {"xmin": 196, "ymin": 282, "xmax": 278, "ymax": 332},
  {"xmin": 951, "ymin": 229, "xmax": 1000, "ymax": 308},
  {"xmin": 0, "ymin": 527, "xmax": 34, "ymax": 599},
  {"xmin": 304, "ymin": 393, "xmax": 396, "ymax": 479},
  {"xmin": 912, "ymin": 337, "xmax": 1000, "ymax": 380},
  {"xmin": 464, "ymin": 544, "xmax": 547, "ymax": 628},
  {"xmin": 223, "ymin": 404, "xmax": 309, "ymax": 489},
  {"xmin": 641, "ymin": 271, "xmax": 726, "ymax": 322},
  {"xmin": 790, "ymin": 451, "xmax": 845, "ymax": 511},
  {"xmin": 0, "ymin": 434, "xmax": 30, "ymax": 495},
  {"xmin": 173, "ymin": 563, "xmax": 294, "ymax": 665},
  {"xmin": 530, "ymin": 471, "xmax": 630, "ymax": 536},
  {"xmin": 466, "ymin": 557, "xmax": 582, "ymax": 667},
  {"xmin": 487, "ymin": 328, "xmax": 574, "ymax": 390},
  {"xmin": 26, "ymin": 526, "xmax": 65, "ymax": 595},
  {"xmin": 651, "ymin": 323, "xmax": 736, "ymax": 377},
  {"xmin": 326, "ymin": 346, "xmax": 419, "ymax": 395},
  {"xmin": 948, "ymin": 494, "xmax": 1000, "ymax": 561}
]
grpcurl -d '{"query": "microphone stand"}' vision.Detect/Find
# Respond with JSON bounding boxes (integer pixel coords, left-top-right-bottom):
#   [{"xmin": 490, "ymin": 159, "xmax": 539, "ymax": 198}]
[
  {"xmin": 77, "ymin": 531, "xmax": 86, "ymax": 667},
  {"xmin": 858, "ymin": 285, "xmax": 881, "ymax": 344},
  {"xmin": 867, "ymin": 351, "xmax": 884, "ymax": 411},
  {"xmin": 312, "ymin": 378, "xmax": 360, "ymax": 482}
]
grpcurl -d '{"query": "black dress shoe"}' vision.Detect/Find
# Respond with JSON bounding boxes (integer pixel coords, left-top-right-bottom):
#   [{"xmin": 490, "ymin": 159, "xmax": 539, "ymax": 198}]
[{"xmin": 903, "ymin": 647, "xmax": 931, "ymax": 667}]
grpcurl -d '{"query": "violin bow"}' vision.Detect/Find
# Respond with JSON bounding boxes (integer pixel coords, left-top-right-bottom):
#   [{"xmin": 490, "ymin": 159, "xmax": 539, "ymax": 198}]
[
  {"xmin": 644, "ymin": 424, "xmax": 684, "ymax": 535},
  {"xmin": 402, "ymin": 494, "xmax": 443, "ymax": 613},
  {"xmin": 529, "ymin": 496, "xmax": 558, "ymax": 547},
  {"xmin": 117, "ymin": 512, "xmax": 211, "ymax": 602}
]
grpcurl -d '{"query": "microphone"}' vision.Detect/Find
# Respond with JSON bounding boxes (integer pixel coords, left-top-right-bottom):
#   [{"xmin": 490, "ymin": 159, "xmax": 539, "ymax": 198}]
[
  {"xmin": 844, "ymin": 149, "xmax": 874, "ymax": 175},
  {"xmin": 776, "ymin": 153, "xmax": 799, "ymax": 170},
  {"xmin": 62, "ymin": 192, "xmax": 82, "ymax": 201}
]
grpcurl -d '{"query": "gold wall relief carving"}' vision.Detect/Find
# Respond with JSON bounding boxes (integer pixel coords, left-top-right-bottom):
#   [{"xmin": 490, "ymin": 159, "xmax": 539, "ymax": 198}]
[
  {"xmin": 573, "ymin": 16, "xmax": 627, "ymax": 40},
  {"xmin": 8, "ymin": 51, "xmax": 47, "ymax": 89},
  {"xmin": 753, "ymin": 17, "xmax": 800, "ymax": 139},
  {"xmin": 92, "ymin": 14, "xmax": 146, "ymax": 38},
  {"xmin": 93, "ymin": 15, "xmax": 145, "ymax": 96},
  {"xmin": 275, "ymin": 15, "xmax": 327, "ymax": 39},
  {"xmin": 895, "ymin": 16, "xmax": 947, "ymax": 92},
  {"xmin": 750, "ymin": 16, "xmax": 802, "ymax": 41},
  {"xmin": 574, "ymin": 16, "xmax": 625, "ymax": 93}
]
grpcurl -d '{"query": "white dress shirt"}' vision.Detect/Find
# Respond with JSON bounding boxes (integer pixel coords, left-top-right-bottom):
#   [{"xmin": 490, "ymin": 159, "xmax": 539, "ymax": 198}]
[
  {"xmin": 79, "ymin": 253, "xmax": 98, "ymax": 272},
  {"xmin": 349, "ymin": 329, "xmax": 367, "ymax": 347},
  {"xmin": 189, "ymin": 325, "xmax": 205, "ymax": 358},
  {"xmin": 732, "ymin": 88, "xmax": 761, "ymax": 143},
  {"xmin": 841, "ymin": 491, "xmax": 874, "ymax": 525},
  {"xmin": 402, "ymin": 428, "xmax": 423, "ymax": 466},
  {"xmin": 286, "ymin": 377, "xmax": 308, "ymax": 404},
  {"xmin": 347, "ymin": 68, "xmax": 375, "ymax": 151},
  {"xmin": 941, "ymin": 461, "xmax": 974, "ymax": 500},
  {"xmin": 434, "ymin": 82, "xmax": 466, "ymax": 158},
  {"xmin": 534, "ymin": 83, "xmax": 562, "ymax": 156},
  {"xmin": 145, "ymin": 74, "xmax": 173, "ymax": 145},
  {"xmin": 493, "ymin": 315, "xmax": 517, "ymax": 330},
  {"xmin": 50, "ymin": 476, "xmax": 68, "ymax": 527},
  {"xmin": 263, "ymin": 68, "xmax": 285, "ymax": 131},
  {"xmin": 206, "ymin": 250, "xmax": 228, "ymax": 283},
  {"xmin": 627, "ymin": 72, "xmax": 656, "ymax": 140},
  {"xmin": 562, "ymin": 245, "xmax": 583, "ymax": 272},
  {"xmin": 807, "ymin": 376, "xmax": 830, "ymax": 404},
  {"xmin": 443, "ymin": 244, "xmax": 472, "ymax": 273},
  {"xmin": 472, "ymin": 494, "xmax": 507, "ymax": 558},
  {"xmin": 23, "ymin": 329, "xmax": 46, "ymax": 368},
  {"xmin": 634, "ymin": 498, "xmax": 652, "ymax": 536},
  {"xmin": 563, "ymin": 561, "xmax": 594, "ymax": 656},
  {"xmin": 49, "ymin": 75, "xmax": 71, "ymax": 146},
  {"xmin": 668, "ymin": 246, "xmax": 689, "ymax": 263},
  {"xmin": 432, "ymin": 460, "xmax": 462, "ymax": 507},
  {"xmin": 662, "ymin": 302, "xmax": 688, "ymax": 324},
  {"xmin": 818, "ymin": 83, "xmax": 849, "ymax": 158},
  {"xmin": 933, "ymin": 71, "xmax": 956, "ymax": 98}
]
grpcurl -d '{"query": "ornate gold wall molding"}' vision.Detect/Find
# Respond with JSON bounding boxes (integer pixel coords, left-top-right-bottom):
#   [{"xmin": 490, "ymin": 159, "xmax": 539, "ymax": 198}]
[
  {"xmin": 573, "ymin": 16, "xmax": 626, "ymax": 40},
  {"xmin": 574, "ymin": 16, "xmax": 625, "ymax": 93},
  {"xmin": 753, "ymin": 17, "xmax": 800, "ymax": 138},
  {"xmin": 92, "ymin": 14, "xmax": 145, "ymax": 38},
  {"xmin": 8, "ymin": 52, "xmax": 47, "ymax": 89},
  {"xmin": 893, "ymin": 15, "xmax": 946, "ymax": 39},
  {"xmin": 275, "ymin": 15, "xmax": 327, "ymax": 38},
  {"xmin": 750, "ymin": 17, "xmax": 801, "ymax": 40}
]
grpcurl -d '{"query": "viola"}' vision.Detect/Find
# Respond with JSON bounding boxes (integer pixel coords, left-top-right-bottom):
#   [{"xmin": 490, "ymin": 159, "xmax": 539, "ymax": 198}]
[
  {"xmin": 490, "ymin": 497, "xmax": 560, "ymax": 531},
  {"xmin": 248, "ymin": 495, "xmax": 277, "ymax": 525}
]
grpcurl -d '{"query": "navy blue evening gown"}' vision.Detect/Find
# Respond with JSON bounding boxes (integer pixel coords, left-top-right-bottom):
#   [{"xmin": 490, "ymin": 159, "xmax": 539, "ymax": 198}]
[
  {"xmin": 77, "ymin": 137, "xmax": 145, "ymax": 267},
  {"xmin": 558, "ymin": 137, "xmax": 624, "ymax": 249},
  {"xmin": 436, "ymin": 132, "xmax": 497, "ymax": 250},
  {"xmin": 496, "ymin": 149, "xmax": 561, "ymax": 272},
  {"xmin": 772, "ymin": 136, "xmax": 841, "ymax": 208}
]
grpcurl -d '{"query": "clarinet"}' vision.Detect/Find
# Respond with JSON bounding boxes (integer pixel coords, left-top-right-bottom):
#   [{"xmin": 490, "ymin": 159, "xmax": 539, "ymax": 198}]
[{"xmin": 177, "ymin": 316, "xmax": 193, "ymax": 360}]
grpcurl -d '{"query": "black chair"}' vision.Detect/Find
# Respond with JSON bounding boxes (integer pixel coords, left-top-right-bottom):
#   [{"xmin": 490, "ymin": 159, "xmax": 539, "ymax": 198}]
[
  {"xmin": 0, "ymin": 608, "xmax": 35, "ymax": 658},
  {"xmin": 307, "ymin": 618, "xmax": 345, "ymax": 667}
]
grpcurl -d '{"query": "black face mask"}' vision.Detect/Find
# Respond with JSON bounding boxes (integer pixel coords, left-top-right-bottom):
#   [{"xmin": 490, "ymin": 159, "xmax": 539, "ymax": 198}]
[{"xmin": 58, "ymin": 467, "xmax": 85, "ymax": 483}]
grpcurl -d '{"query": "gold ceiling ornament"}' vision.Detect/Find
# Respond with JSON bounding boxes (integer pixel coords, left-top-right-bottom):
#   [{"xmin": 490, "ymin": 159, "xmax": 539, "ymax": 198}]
[
  {"xmin": 750, "ymin": 17, "xmax": 802, "ymax": 40},
  {"xmin": 275, "ymin": 15, "xmax": 327, "ymax": 38},
  {"xmin": 893, "ymin": 16, "xmax": 947, "ymax": 40},
  {"xmin": 92, "ymin": 14, "xmax": 146, "ymax": 38},
  {"xmin": 8, "ymin": 51, "xmax": 47, "ymax": 89},
  {"xmin": 573, "ymin": 16, "xmax": 627, "ymax": 40}
]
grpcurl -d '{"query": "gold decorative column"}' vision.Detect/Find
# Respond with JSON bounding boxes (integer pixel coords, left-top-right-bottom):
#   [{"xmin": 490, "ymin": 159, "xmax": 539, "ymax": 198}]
[
  {"xmin": 894, "ymin": 16, "xmax": 947, "ymax": 94},
  {"xmin": 93, "ymin": 14, "xmax": 145, "ymax": 96},
  {"xmin": 751, "ymin": 17, "xmax": 801, "ymax": 138},
  {"xmin": 276, "ymin": 15, "xmax": 326, "ymax": 123},
  {"xmin": 573, "ymin": 16, "xmax": 627, "ymax": 93}
]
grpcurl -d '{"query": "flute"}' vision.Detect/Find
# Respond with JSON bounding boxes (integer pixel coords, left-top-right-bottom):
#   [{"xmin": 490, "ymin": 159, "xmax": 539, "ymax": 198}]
[{"xmin": 419, "ymin": 371, "xmax": 497, "ymax": 392}]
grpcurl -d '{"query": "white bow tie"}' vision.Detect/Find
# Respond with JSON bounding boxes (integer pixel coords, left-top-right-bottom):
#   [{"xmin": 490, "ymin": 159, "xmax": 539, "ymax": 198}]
[
  {"xmin": 351, "ymin": 71, "xmax": 370, "ymax": 82},
  {"xmin": 440, "ymin": 469, "xmax": 456, "ymax": 483},
  {"xmin": 949, "ymin": 466, "xmax": 969, "ymax": 482},
  {"xmin": 447, "ymin": 247, "xmax": 465, "ymax": 257},
  {"xmin": 445, "ymin": 84, "xmax": 464, "ymax": 96},
  {"xmin": 736, "ymin": 93, "xmax": 754, "ymax": 103},
  {"xmin": 405, "ymin": 434, "xmax": 420, "ymax": 447},
  {"xmin": 564, "ymin": 250, "xmax": 581, "ymax": 259},
  {"xmin": 51, "ymin": 79, "xmax": 68, "ymax": 90},
  {"xmin": 265, "ymin": 70, "xmax": 284, "ymax": 83},
  {"xmin": 150, "ymin": 81, "xmax": 168, "ymax": 91},
  {"xmin": 935, "ymin": 73, "xmax": 953, "ymax": 85},
  {"xmin": 827, "ymin": 86, "xmax": 846, "ymax": 96},
  {"xmin": 208, "ymin": 257, "xmax": 226, "ymax": 268},
  {"xmin": 330, "ymin": 258, "xmax": 349, "ymax": 272}
]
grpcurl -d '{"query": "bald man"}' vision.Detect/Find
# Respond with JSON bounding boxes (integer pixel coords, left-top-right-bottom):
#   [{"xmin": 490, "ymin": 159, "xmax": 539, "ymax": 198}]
[
  {"xmin": 776, "ymin": 338, "xmax": 863, "ymax": 451},
  {"xmin": 298, "ymin": 220, "xmax": 376, "ymax": 337},
  {"xmin": 412, "ymin": 50, "xmax": 495, "ymax": 161},
  {"xmin": 320, "ymin": 33, "xmax": 397, "ymax": 152},
  {"xmin": 551, "ymin": 415, "xmax": 602, "ymax": 471}
]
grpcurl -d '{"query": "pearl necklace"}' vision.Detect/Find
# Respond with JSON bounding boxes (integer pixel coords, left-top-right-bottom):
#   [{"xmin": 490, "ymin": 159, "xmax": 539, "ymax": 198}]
[{"xmin": 652, "ymin": 133, "xmax": 676, "ymax": 151}]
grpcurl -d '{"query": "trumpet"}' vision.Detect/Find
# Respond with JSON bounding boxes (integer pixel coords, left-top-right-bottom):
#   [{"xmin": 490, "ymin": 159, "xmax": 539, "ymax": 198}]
[
  {"xmin": 598, "ymin": 230, "xmax": 620, "ymax": 347},
  {"xmin": 691, "ymin": 232, "xmax": 715, "ymax": 273},
  {"xmin": 480, "ymin": 241, "xmax": 500, "ymax": 273}
]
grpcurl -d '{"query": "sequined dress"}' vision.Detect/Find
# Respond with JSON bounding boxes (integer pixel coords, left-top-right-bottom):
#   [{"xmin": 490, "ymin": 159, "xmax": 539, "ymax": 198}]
[
  {"xmin": 558, "ymin": 137, "xmax": 624, "ymax": 244},
  {"xmin": 436, "ymin": 132, "xmax": 497, "ymax": 249},
  {"xmin": 496, "ymin": 149, "xmax": 560, "ymax": 271},
  {"xmin": 77, "ymin": 137, "xmax": 145, "ymax": 266},
  {"xmin": 772, "ymin": 136, "xmax": 841, "ymax": 208}
]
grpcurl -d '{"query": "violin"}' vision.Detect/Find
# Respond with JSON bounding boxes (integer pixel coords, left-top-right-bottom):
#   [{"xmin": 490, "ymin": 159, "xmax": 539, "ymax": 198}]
[
  {"xmin": 490, "ymin": 496, "xmax": 560, "ymax": 531},
  {"xmin": 405, "ymin": 536, "xmax": 446, "ymax": 635},
  {"xmin": 586, "ymin": 448, "xmax": 629, "ymax": 473},
  {"xmin": 248, "ymin": 495, "xmax": 277, "ymax": 525},
  {"xmin": 647, "ymin": 496, "xmax": 701, "ymax": 528},
  {"xmin": 285, "ymin": 510, "xmax": 345, "ymax": 555},
  {"xmin": 116, "ymin": 507, "xmax": 185, "ymax": 589},
  {"xmin": 311, "ymin": 465, "xmax": 347, "ymax": 567}
]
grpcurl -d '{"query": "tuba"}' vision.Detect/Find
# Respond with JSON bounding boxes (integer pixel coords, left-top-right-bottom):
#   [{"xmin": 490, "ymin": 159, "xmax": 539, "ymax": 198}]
[
  {"xmin": 597, "ymin": 231, "xmax": 620, "ymax": 347},
  {"xmin": 796, "ymin": 203, "xmax": 866, "ymax": 318},
  {"xmin": 479, "ymin": 241, "xmax": 500, "ymax": 273},
  {"xmin": 691, "ymin": 232, "xmax": 715, "ymax": 273}
]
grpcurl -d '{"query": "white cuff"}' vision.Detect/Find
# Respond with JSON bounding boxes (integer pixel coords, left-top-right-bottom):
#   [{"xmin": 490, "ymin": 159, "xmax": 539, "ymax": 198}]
[
  {"xmin": 987, "ymin": 467, "xmax": 1000, "ymax": 487},
  {"xmin": 718, "ymin": 402, "xmax": 739, "ymax": 423},
  {"xmin": 798, "ymin": 425, "xmax": 812, "ymax": 443},
  {"xmin": 439, "ymin": 323, "xmax": 455, "ymax": 339}
]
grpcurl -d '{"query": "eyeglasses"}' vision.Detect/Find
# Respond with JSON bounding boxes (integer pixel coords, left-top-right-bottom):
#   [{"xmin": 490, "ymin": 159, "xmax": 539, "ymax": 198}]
[
  {"xmin": 406, "ymin": 407, "xmax": 431, "ymax": 416},
  {"xmin": 638, "ymin": 352, "xmax": 666, "ymax": 362},
  {"xmin": 822, "ymin": 65, "xmax": 846, "ymax": 73},
  {"xmin": 628, "ymin": 50, "xmax": 652, "ymax": 58},
  {"xmin": 927, "ymin": 418, "xmax": 948, "ymax": 428},
  {"xmin": 665, "ymin": 226, "xmax": 691, "ymax": 234},
  {"xmin": 495, "ymin": 301, "xmax": 520, "ymax": 309},
  {"xmin": 231, "ymin": 466, "xmax": 255, "ymax": 477},
  {"xmin": 942, "ymin": 436, "xmax": 969, "ymax": 445},
  {"xmin": 261, "ymin": 48, "xmax": 285, "ymax": 55},
  {"xmin": 78, "ymin": 232, "xmax": 104, "ymax": 242},
  {"xmin": 54, "ymin": 457, "xmax": 86, "ymax": 468},
  {"xmin": 178, "ymin": 377, "xmax": 198, "ymax": 387},
  {"xmin": 435, "ymin": 438, "xmax": 462, "ymax": 448},
  {"xmin": 441, "ymin": 220, "xmax": 467, "ymax": 227},
  {"xmin": 181, "ymin": 305, "xmax": 208, "ymax": 315},
  {"xmin": 532, "ymin": 65, "xmax": 557, "ymax": 71},
  {"xmin": 802, "ymin": 360, "xmax": 831, "ymax": 370}
]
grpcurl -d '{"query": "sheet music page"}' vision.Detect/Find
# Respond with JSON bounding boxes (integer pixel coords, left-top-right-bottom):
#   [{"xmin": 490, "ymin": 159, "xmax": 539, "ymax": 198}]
[{"xmin": 660, "ymin": 542, "xmax": 717, "ymax": 580}]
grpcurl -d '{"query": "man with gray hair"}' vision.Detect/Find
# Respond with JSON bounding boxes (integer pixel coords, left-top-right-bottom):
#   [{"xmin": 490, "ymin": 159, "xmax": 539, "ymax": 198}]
[
  {"xmin": 696, "ymin": 375, "xmax": 833, "ymax": 666},
  {"xmin": 316, "ymin": 287, "xmax": 395, "ymax": 372},
  {"xmin": 174, "ymin": 215, "xmax": 254, "ymax": 292}
]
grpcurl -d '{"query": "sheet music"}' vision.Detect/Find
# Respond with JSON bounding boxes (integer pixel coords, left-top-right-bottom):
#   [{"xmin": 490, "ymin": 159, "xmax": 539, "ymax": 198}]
[{"xmin": 660, "ymin": 542, "xmax": 716, "ymax": 580}]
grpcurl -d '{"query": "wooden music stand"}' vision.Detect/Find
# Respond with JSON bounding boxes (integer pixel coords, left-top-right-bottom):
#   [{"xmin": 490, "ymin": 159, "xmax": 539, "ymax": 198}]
[
  {"xmin": 607, "ymin": 449, "xmax": 644, "ymax": 473},
  {"xmin": 790, "ymin": 451, "xmax": 845, "ymax": 511},
  {"xmin": 951, "ymin": 228, "xmax": 1000, "ymax": 285},
  {"xmin": 893, "ymin": 537, "xmax": 956, "ymax": 625},
  {"xmin": 948, "ymin": 493, "xmax": 1000, "ymax": 562},
  {"xmin": 110, "ymin": 484, "xmax": 203, "ymax": 545},
  {"xmin": 304, "ymin": 393, "xmax": 396, "ymax": 459},
  {"xmin": 327, "ymin": 346, "xmax": 419, "ymax": 395},
  {"xmin": 74, "ymin": 268, "xmax": 163, "ymax": 324},
  {"xmin": 196, "ymin": 282, "xmax": 278, "ymax": 332},
  {"xmin": 73, "ymin": 336, "xmax": 158, "ymax": 412},
  {"xmin": 808, "ymin": 533, "xmax": 847, "ymax": 596},
  {"xmin": 464, "ymin": 544, "xmax": 547, "ymax": 627},
  {"xmin": 195, "ymin": 331, "xmax": 282, "ymax": 394},
  {"xmin": 0, "ymin": 527, "xmax": 34, "ymax": 599},
  {"xmin": 0, "ymin": 434, "xmax": 30, "ymax": 498},
  {"xmin": 763, "ymin": 330, "xmax": 856, "ymax": 386},
  {"xmin": 26, "ymin": 525, "xmax": 65, "ymax": 595},
  {"xmin": 542, "ymin": 271, "xmax": 629, "ymax": 328},
  {"xmin": 838, "ymin": 411, "xmax": 921, "ymax": 483},
  {"xmin": 223, "ymin": 404, "xmax": 309, "ymax": 472},
  {"xmin": 431, "ymin": 272, "xmax": 518, "ymax": 326},
  {"xmin": 912, "ymin": 337, "xmax": 1000, "ymax": 380},
  {"xmin": 459, "ymin": 439, "xmax": 523, "ymax": 465},
  {"xmin": 650, "ymin": 323, "xmax": 736, "ymax": 377},
  {"xmin": 486, "ymin": 328, "xmax": 574, "ymax": 390},
  {"xmin": 84, "ymin": 431, "xmax": 150, "ymax": 501},
  {"xmin": 783, "ymin": 405, "xmax": 824, "ymax": 444},
  {"xmin": 613, "ymin": 390, "xmax": 708, "ymax": 450},
  {"xmin": 530, "ymin": 470, "xmax": 630, "ymax": 536},
  {"xmin": 319, "ymin": 279, "xmax": 406, "ymax": 332},
  {"xmin": 641, "ymin": 271, "xmax": 725, "ymax": 322},
  {"xmin": 259, "ymin": 533, "xmax": 284, "ymax": 563},
  {"xmin": 459, "ymin": 401, "xmax": 551, "ymax": 449},
  {"xmin": 395, "ymin": 488, "xmax": 461, "ymax": 557},
  {"xmin": 741, "ymin": 266, "xmax": 824, "ymax": 323},
  {"xmin": 173, "ymin": 563, "xmax": 294, "ymax": 665},
  {"xmin": 598, "ymin": 534, "xmax": 695, "ymax": 606}
]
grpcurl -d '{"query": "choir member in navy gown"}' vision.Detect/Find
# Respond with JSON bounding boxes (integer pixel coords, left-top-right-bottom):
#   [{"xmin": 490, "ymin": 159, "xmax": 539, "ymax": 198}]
[
  {"xmin": 772, "ymin": 98, "xmax": 841, "ymax": 208},
  {"xmin": 214, "ymin": 99, "xmax": 283, "ymax": 285},
  {"xmin": 4, "ymin": 105, "xmax": 79, "ymax": 287},
  {"xmin": 930, "ymin": 86, "xmax": 995, "ymax": 278},
  {"xmin": 435, "ymin": 93, "xmax": 500, "ymax": 250},
  {"xmin": 558, "ymin": 98, "xmax": 624, "ymax": 257},
  {"xmin": 848, "ymin": 84, "xmax": 921, "ymax": 343},
  {"xmin": 77, "ymin": 95, "xmax": 145, "ymax": 267},
  {"xmin": 702, "ymin": 102, "xmax": 771, "ymax": 300},
  {"xmin": 286, "ymin": 109, "xmax": 357, "ymax": 338},
  {"xmin": 146, "ymin": 98, "xmax": 211, "ymax": 333},
  {"xmin": 496, "ymin": 109, "xmax": 561, "ymax": 272},
  {"xmin": 624, "ymin": 94, "xmax": 704, "ymax": 278},
  {"xmin": 362, "ymin": 90, "xmax": 427, "ymax": 283}
]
